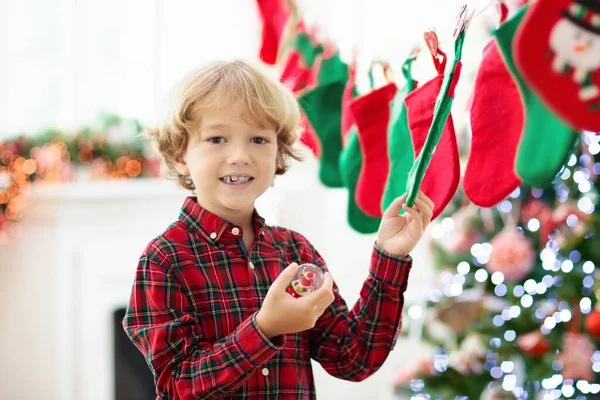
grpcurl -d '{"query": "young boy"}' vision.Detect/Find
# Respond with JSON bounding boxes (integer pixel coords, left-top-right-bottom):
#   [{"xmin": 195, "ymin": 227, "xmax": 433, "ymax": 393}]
[{"xmin": 122, "ymin": 59, "xmax": 434, "ymax": 399}]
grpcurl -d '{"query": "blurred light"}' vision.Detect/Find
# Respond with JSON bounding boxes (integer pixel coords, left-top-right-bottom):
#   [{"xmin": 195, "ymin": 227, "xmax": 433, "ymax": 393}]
[
  {"xmin": 580, "ymin": 154, "xmax": 591, "ymax": 165},
  {"xmin": 524, "ymin": 279, "xmax": 537, "ymax": 294},
  {"xmin": 434, "ymin": 354, "xmax": 448, "ymax": 372},
  {"xmin": 510, "ymin": 187, "xmax": 521, "ymax": 198},
  {"xmin": 593, "ymin": 362, "xmax": 600, "ymax": 373},
  {"xmin": 527, "ymin": 218, "xmax": 540, "ymax": 232},
  {"xmin": 441, "ymin": 217, "xmax": 455, "ymax": 231},
  {"xmin": 513, "ymin": 285, "xmax": 525, "ymax": 297},
  {"xmin": 409, "ymin": 379, "xmax": 425, "ymax": 392},
  {"xmin": 542, "ymin": 275, "xmax": 555, "ymax": 287},
  {"xmin": 552, "ymin": 360, "xmax": 563, "ymax": 371},
  {"xmin": 491, "ymin": 367, "xmax": 503, "ymax": 379},
  {"xmin": 490, "ymin": 338, "xmax": 501, "ymax": 348},
  {"xmin": 408, "ymin": 305, "xmax": 423, "ymax": 319},
  {"xmin": 498, "ymin": 200, "xmax": 512, "ymax": 213},
  {"xmin": 561, "ymin": 168, "xmax": 571, "ymax": 180},
  {"xmin": 573, "ymin": 170, "xmax": 586, "ymax": 183},
  {"xmin": 457, "ymin": 261, "xmax": 470, "ymax": 275},
  {"xmin": 569, "ymin": 250, "xmax": 581, "ymax": 263},
  {"xmin": 495, "ymin": 284, "xmax": 508, "ymax": 297},
  {"xmin": 536, "ymin": 282, "xmax": 548, "ymax": 294},
  {"xmin": 504, "ymin": 330, "xmax": 516, "ymax": 341},
  {"xmin": 475, "ymin": 269, "xmax": 488, "ymax": 282},
  {"xmin": 561, "ymin": 260, "xmax": 574, "ymax": 273},
  {"xmin": 449, "ymin": 283, "xmax": 463, "ymax": 297},
  {"xmin": 531, "ymin": 188, "xmax": 544, "ymax": 198},
  {"xmin": 568, "ymin": 154, "xmax": 578, "ymax": 166},
  {"xmin": 502, "ymin": 374, "xmax": 517, "ymax": 391},
  {"xmin": 578, "ymin": 180, "xmax": 592, "ymax": 193},
  {"xmin": 544, "ymin": 317, "xmax": 557, "ymax": 330},
  {"xmin": 493, "ymin": 315, "xmax": 505, "ymax": 327},
  {"xmin": 510, "ymin": 306, "xmax": 521, "ymax": 319},
  {"xmin": 578, "ymin": 197, "xmax": 595, "ymax": 214},
  {"xmin": 583, "ymin": 261, "xmax": 595, "ymax": 274},
  {"xmin": 542, "ymin": 249, "xmax": 557, "ymax": 270},
  {"xmin": 491, "ymin": 272, "xmax": 504, "ymax": 285},
  {"xmin": 566, "ymin": 215, "xmax": 579, "ymax": 228},
  {"xmin": 560, "ymin": 309, "xmax": 572, "ymax": 322},
  {"xmin": 541, "ymin": 326, "xmax": 552, "ymax": 335},
  {"xmin": 584, "ymin": 276, "xmax": 594, "ymax": 287},
  {"xmin": 562, "ymin": 385, "xmax": 575, "ymax": 398},
  {"xmin": 521, "ymin": 294, "xmax": 534, "ymax": 308},
  {"xmin": 594, "ymin": 163, "xmax": 600, "ymax": 174},
  {"xmin": 431, "ymin": 224, "xmax": 445, "ymax": 239},
  {"xmin": 581, "ymin": 297, "xmax": 592, "ymax": 313}
]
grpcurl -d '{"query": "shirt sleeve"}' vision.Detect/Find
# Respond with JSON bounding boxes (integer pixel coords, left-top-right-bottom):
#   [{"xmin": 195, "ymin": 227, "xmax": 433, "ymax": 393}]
[
  {"xmin": 303, "ymin": 238, "xmax": 412, "ymax": 382},
  {"xmin": 122, "ymin": 248, "xmax": 285, "ymax": 400}
]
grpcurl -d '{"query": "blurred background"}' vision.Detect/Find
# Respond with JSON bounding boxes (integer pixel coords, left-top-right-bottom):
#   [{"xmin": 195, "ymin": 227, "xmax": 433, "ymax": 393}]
[{"xmin": 1, "ymin": 0, "xmax": 599, "ymax": 399}]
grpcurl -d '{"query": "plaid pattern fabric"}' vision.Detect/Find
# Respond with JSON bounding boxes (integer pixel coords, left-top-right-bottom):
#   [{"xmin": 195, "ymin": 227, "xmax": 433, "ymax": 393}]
[{"xmin": 123, "ymin": 196, "xmax": 412, "ymax": 399}]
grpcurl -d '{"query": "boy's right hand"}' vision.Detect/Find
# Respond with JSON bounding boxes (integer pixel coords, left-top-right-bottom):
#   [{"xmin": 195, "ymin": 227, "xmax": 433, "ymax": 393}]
[{"xmin": 256, "ymin": 262, "xmax": 335, "ymax": 339}]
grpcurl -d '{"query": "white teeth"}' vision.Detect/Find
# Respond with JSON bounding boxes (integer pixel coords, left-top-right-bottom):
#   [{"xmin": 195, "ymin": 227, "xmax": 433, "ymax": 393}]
[{"xmin": 222, "ymin": 176, "xmax": 251, "ymax": 184}]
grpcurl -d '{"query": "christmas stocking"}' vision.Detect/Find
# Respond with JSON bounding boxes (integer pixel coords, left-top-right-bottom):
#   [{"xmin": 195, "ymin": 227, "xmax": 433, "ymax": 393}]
[
  {"xmin": 339, "ymin": 127, "xmax": 382, "ymax": 233},
  {"xmin": 496, "ymin": 6, "xmax": 578, "ymax": 188},
  {"xmin": 515, "ymin": 0, "xmax": 600, "ymax": 131},
  {"xmin": 257, "ymin": 0, "xmax": 292, "ymax": 65},
  {"xmin": 298, "ymin": 54, "xmax": 348, "ymax": 187},
  {"xmin": 280, "ymin": 32, "xmax": 324, "ymax": 157},
  {"xmin": 338, "ymin": 60, "xmax": 381, "ymax": 232},
  {"xmin": 404, "ymin": 39, "xmax": 462, "ymax": 220},
  {"xmin": 464, "ymin": 5, "xmax": 523, "ymax": 208},
  {"xmin": 381, "ymin": 56, "xmax": 418, "ymax": 212},
  {"xmin": 351, "ymin": 82, "xmax": 397, "ymax": 217}
]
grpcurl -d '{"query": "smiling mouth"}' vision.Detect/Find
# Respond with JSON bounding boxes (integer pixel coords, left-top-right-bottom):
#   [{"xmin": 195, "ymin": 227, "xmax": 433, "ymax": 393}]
[{"xmin": 220, "ymin": 176, "xmax": 254, "ymax": 185}]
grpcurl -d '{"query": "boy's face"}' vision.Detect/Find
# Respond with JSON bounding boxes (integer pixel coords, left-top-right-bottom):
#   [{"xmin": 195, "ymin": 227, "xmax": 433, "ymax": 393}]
[{"xmin": 175, "ymin": 101, "xmax": 278, "ymax": 221}]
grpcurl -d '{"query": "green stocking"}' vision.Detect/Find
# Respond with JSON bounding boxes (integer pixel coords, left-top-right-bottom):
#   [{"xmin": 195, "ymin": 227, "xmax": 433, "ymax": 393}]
[
  {"xmin": 495, "ymin": 6, "xmax": 578, "ymax": 188},
  {"xmin": 382, "ymin": 56, "xmax": 418, "ymax": 212},
  {"xmin": 298, "ymin": 54, "xmax": 348, "ymax": 187}
]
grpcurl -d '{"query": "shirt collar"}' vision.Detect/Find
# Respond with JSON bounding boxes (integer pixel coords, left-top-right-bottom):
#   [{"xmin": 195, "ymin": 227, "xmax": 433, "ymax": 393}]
[{"xmin": 178, "ymin": 196, "xmax": 266, "ymax": 243}]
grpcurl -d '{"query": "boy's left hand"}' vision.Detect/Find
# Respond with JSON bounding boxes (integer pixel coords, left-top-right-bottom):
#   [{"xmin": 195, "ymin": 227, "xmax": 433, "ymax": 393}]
[{"xmin": 376, "ymin": 191, "xmax": 435, "ymax": 258}]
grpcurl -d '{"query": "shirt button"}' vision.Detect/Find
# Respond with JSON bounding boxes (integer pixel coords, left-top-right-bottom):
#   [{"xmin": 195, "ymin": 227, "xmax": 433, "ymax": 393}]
[
  {"xmin": 209, "ymin": 232, "xmax": 217, "ymax": 240},
  {"xmin": 232, "ymin": 227, "xmax": 240, "ymax": 235},
  {"xmin": 249, "ymin": 262, "xmax": 255, "ymax": 269},
  {"xmin": 262, "ymin": 368, "xmax": 269, "ymax": 376}
]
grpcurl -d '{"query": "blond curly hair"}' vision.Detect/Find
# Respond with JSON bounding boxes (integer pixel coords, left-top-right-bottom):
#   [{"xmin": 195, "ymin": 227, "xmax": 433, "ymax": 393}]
[{"xmin": 147, "ymin": 59, "xmax": 304, "ymax": 191}]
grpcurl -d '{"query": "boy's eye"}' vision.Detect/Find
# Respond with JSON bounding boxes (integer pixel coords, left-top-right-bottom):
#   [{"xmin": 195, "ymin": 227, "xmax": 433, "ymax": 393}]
[
  {"xmin": 208, "ymin": 137, "xmax": 226, "ymax": 144},
  {"xmin": 251, "ymin": 137, "xmax": 268, "ymax": 145}
]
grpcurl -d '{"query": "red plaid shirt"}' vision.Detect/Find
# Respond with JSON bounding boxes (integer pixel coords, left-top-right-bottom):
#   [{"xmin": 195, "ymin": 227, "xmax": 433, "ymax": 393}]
[{"xmin": 123, "ymin": 197, "xmax": 412, "ymax": 399}]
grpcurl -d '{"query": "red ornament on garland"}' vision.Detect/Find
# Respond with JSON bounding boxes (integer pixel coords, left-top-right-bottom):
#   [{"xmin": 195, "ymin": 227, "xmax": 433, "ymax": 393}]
[
  {"xmin": 584, "ymin": 308, "xmax": 600, "ymax": 340},
  {"xmin": 517, "ymin": 331, "xmax": 551, "ymax": 357}
]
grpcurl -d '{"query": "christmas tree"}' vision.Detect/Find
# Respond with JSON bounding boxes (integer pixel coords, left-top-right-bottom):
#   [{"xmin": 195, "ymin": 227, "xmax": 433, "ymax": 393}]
[{"xmin": 395, "ymin": 131, "xmax": 600, "ymax": 399}]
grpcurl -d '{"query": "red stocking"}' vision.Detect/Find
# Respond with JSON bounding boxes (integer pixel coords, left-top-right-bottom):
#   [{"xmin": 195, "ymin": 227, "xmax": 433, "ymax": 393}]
[{"xmin": 351, "ymin": 83, "xmax": 397, "ymax": 217}]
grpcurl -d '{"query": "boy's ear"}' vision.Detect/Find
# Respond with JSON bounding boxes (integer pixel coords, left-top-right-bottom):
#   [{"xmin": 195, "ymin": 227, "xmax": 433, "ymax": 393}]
[{"xmin": 173, "ymin": 156, "xmax": 190, "ymax": 176}]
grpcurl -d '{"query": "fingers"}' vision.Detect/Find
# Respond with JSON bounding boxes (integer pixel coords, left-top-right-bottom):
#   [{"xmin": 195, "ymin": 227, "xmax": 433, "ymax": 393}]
[
  {"xmin": 271, "ymin": 262, "xmax": 300, "ymax": 292},
  {"xmin": 382, "ymin": 193, "xmax": 408, "ymax": 218},
  {"xmin": 416, "ymin": 190, "xmax": 435, "ymax": 212},
  {"xmin": 414, "ymin": 197, "xmax": 433, "ymax": 226},
  {"xmin": 306, "ymin": 272, "xmax": 335, "ymax": 309},
  {"xmin": 402, "ymin": 203, "xmax": 424, "ymax": 232}
]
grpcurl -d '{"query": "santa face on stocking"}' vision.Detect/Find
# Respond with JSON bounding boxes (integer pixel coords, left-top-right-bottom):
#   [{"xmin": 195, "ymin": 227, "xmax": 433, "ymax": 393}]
[{"xmin": 549, "ymin": 0, "xmax": 600, "ymax": 101}]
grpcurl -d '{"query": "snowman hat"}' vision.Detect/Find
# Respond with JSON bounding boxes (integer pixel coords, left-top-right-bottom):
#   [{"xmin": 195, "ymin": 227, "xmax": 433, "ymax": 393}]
[{"xmin": 562, "ymin": 0, "xmax": 600, "ymax": 34}]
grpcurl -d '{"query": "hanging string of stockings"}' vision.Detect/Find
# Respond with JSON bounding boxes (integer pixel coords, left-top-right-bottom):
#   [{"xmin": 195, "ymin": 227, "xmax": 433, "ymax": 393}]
[{"xmin": 256, "ymin": 0, "xmax": 600, "ymax": 233}]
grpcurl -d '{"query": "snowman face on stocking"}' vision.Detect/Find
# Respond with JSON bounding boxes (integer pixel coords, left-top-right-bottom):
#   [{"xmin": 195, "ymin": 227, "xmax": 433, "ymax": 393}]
[
  {"xmin": 549, "ymin": 2, "xmax": 600, "ymax": 94},
  {"xmin": 515, "ymin": 0, "xmax": 600, "ymax": 131}
]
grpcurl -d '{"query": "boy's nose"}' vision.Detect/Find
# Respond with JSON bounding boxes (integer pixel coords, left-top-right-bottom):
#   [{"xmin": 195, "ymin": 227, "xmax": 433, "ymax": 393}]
[{"xmin": 226, "ymin": 146, "xmax": 251, "ymax": 165}]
